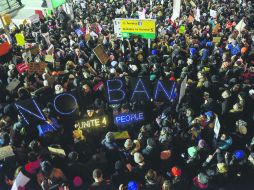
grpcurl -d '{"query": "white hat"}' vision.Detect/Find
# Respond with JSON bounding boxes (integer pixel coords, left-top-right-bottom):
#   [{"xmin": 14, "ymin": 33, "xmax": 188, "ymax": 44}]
[
  {"xmin": 124, "ymin": 139, "xmax": 133, "ymax": 149},
  {"xmin": 8, "ymin": 64, "xmax": 15, "ymax": 70},
  {"xmin": 55, "ymin": 84, "xmax": 63, "ymax": 94},
  {"xmin": 110, "ymin": 68, "xmax": 116, "ymax": 74},
  {"xmin": 249, "ymin": 89, "xmax": 254, "ymax": 95},
  {"xmin": 129, "ymin": 65, "xmax": 138, "ymax": 72},
  {"xmin": 222, "ymin": 90, "xmax": 231, "ymax": 99},
  {"xmin": 134, "ymin": 152, "xmax": 144, "ymax": 164}
]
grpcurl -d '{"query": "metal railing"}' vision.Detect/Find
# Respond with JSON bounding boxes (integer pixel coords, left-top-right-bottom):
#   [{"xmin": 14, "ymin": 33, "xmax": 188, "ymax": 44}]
[{"xmin": 0, "ymin": 0, "xmax": 19, "ymax": 14}]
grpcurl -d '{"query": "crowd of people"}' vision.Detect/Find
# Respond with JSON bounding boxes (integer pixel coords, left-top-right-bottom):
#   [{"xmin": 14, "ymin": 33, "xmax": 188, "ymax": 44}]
[{"xmin": 1, "ymin": 0, "xmax": 254, "ymax": 189}]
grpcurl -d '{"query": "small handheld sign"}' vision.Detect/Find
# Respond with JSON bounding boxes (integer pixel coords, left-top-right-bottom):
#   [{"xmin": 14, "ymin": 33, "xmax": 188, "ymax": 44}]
[{"xmin": 114, "ymin": 111, "xmax": 144, "ymax": 126}]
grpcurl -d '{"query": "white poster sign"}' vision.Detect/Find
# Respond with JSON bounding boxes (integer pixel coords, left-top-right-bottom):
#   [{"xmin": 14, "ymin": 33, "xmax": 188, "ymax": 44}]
[
  {"xmin": 138, "ymin": 9, "xmax": 146, "ymax": 19},
  {"xmin": 113, "ymin": 19, "xmax": 122, "ymax": 38},
  {"xmin": 195, "ymin": 8, "xmax": 201, "ymax": 22},
  {"xmin": 11, "ymin": 171, "xmax": 30, "ymax": 190},
  {"xmin": 28, "ymin": 14, "xmax": 40, "ymax": 24},
  {"xmin": 210, "ymin": 9, "xmax": 217, "ymax": 18},
  {"xmin": 214, "ymin": 116, "xmax": 221, "ymax": 139},
  {"xmin": 235, "ymin": 19, "xmax": 246, "ymax": 32},
  {"xmin": 171, "ymin": 0, "xmax": 181, "ymax": 21}
]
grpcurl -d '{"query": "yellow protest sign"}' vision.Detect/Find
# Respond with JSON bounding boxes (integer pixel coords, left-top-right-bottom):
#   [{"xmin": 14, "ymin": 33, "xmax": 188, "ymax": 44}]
[
  {"xmin": 119, "ymin": 19, "xmax": 156, "ymax": 39},
  {"xmin": 45, "ymin": 55, "xmax": 54, "ymax": 63},
  {"xmin": 112, "ymin": 131, "xmax": 130, "ymax": 140},
  {"xmin": 2, "ymin": 14, "xmax": 11, "ymax": 25},
  {"xmin": 48, "ymin": 147, "xmax": 66, "ymax": 157},
  {"xmin": 179, "ymin": 25, "xmax": 186, "ymax": 34},
  {"xmin": 212, "ymin": 37, "xmax": 221, "ymax": 43},
  {"xmin": 15, "ymin": 33, "xmax": 25, "ymax": 46}
]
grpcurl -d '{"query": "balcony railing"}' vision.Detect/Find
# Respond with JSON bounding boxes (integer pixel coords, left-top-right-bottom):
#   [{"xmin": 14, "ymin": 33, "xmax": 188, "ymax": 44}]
[{"xmin": 0, "ymin": 0, "xmax": 19, "ymax": 14}]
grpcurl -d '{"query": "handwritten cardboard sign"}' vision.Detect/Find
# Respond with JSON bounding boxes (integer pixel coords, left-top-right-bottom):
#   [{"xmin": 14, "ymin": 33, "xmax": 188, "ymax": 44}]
[
  {"xmin": 28, "ymin": 62, "xmax": 47, "ymax": 75},
  {"xmin": 210, "ymin": 9, "xmax": 217, "ymax": 18},
  {"xmin": 25, "ymin": 43, "xmax": 39, "ymax": 55},
  {"xmin": 16, "ymin": 63, "xmax": 29, "ymax": 74},
  {"xmin": 93, "ymin": 44, "xmax": 109, "ymax": 64},
  {"xmin": 48, "ymin": 147, "xmax": 66, "ymax": 157},
  {"xmin": 28, "ymin": 14, "xmax": 40, "ymax": 24},
  {"xmin": 0, "ymin": 145, "xmax": 15, "ymax": 160},
  {"xmin": 212, "ymin": 37, "xmax": 221, "ymax": 43},
  {"xmin": 112, "ymin": 131, "xmax": 130, "ymax": 139},
  {"xmin": 6, "ymin": 78, "xmax": 20, "ymax": 92},
  {"xmin": 235, "ymin": 19, "xmax": 246, "ymax": 32},
  {"xmin": 45, "ymin": 55, "xmax": 54, "ymax": 63}
]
